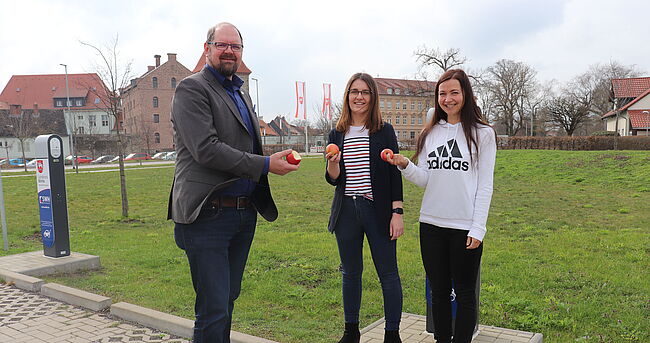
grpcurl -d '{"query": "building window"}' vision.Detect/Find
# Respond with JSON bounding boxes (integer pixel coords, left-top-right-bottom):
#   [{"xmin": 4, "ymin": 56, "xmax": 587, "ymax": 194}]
[
  {"xmin": 403, "ymin": 115, "xmax": 407, "ymax": 125},
  {"xmin": 395, "ymin": 88, "xmax": 401, "ymax": 95},
  {"xmin": 78, "ymin": 115, "xmax": 83, "ymax": 120},
  {"xmin": 78, "ymin": 127, "xmax": 85, "ymax": 134},
  {"xmin": 418, "ymin": 116, "xmax": 423, "ymax": 124},
  {"xmin": 387, "ymin": 88, "xmax": 393, "ymax": 95},
  {"xmin": 418, "ymin": 101, "xmax": 423, "ymax": 111},
  {"xmin": 386, "ymin": 116, "xmax": 391, "ymax": 124},
  {"xmin": 171, "ymin": 78, "xmax": 177, "ymax": 89},
  {"xmin": 153, "ymin": 114, "xmax": 160, "ymax": 123},
  {"xmin": 387, "ymin": 101, "xmax": 392, "ymax": 109},
  {"xmin": 95, "ymin": 98, "xmax": 100, "ymax": 104},
  {"xmin": 89, "ymin": 115, "xmax": 97, "ymax": 127},
  {"xmin": 153, "ymin": 97, "xmax": 159, "ymax": 108},
  {"xmin": 75, "ymin": 99, "xmax": 83, "ymax": 107},
  {"xmin": 152, "ymin": 77, "xmax": 158, "ymax": 88},
  {"xmin": 411, "ymin": 115, "xmax": 415, "ymax": 125},
  {"xmin": 411, "ymin": 101, "xmax": 415, "ymax": 110},
  {"xmin": 403, "ymin": 102, "xmax": 407, "ymax": 110},
  {"xmin": 102, "ymin": 115, "xmax": 109, "ymax": 126},
  {"xmin": 396, "ymin": 101, "xmax": 400, "ymax": 110},
  {"xmin": 154, "ymin": 132, "xmax": 160, "ymax": 144},
  {"xmin": 410, "ymin": 131, "xmax": 415, "ymax": 139},
  {"xmin": 67, "ymin": 100, "xmax": 72, "ymax": 107},
  {"xmin": 380, "ymin": 100, "xmax": 384, "ymax": 109},
  {"xmin": 56, "ymin": 100, "xmax": 63, "ymax": 107}
]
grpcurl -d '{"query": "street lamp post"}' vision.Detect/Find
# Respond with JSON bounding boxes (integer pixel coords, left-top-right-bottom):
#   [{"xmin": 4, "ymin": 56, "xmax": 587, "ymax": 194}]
[
  {"xmin": 643, "ymin": 111, "xmax": 650, "ymax": 136},
  {"xmin": 60, "ymin": 64, "xmax": 78, "ymax": 173},
  {"xmin": 251, "ymin": 77, "xmax": 260, "ymax": 119}
]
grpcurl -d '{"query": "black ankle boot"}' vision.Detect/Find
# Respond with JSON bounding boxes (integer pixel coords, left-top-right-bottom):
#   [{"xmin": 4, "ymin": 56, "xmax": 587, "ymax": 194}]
[
  {"xmin": 337, "ymin": 322, "xmax": 360, "ymax": 343},
  {"xmin": 383, "ymin": 329, "xmax": 402, "ymax": 343}
]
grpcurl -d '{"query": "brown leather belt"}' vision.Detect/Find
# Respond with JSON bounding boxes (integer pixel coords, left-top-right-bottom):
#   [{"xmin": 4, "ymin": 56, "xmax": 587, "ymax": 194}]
[{"xmin": 208, "ymin": 196, "xmax": 251, "ymax": 210}]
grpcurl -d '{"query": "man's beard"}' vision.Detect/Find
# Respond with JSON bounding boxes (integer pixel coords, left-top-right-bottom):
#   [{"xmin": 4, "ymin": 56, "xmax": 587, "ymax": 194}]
[{"xmin": 216, "ymin": 54, "xmax": 239, "ymax": 77}]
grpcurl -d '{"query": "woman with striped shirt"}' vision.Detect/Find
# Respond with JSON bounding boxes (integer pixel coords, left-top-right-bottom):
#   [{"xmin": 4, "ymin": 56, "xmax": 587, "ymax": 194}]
[{"xmin": 325, "ymin": 73, "xmax": 404, "ymax": 343}]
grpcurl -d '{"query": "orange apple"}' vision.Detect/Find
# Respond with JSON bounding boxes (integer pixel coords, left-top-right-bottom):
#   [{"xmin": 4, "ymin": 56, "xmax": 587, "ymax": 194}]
[
  {"xmin": 325, "ymin": 143, "xmax": 339, "ymax": 157},
  {"xmin": 286, "ymin": 150, "xmax": 302, "ymax": 165},
  {"xmin": 380, "ymin": 148, "xmax": 394, "ymax": 162}
]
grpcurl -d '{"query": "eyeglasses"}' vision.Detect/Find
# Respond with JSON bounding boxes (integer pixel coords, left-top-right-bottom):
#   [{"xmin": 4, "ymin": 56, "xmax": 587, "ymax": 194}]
[
  {"xmin": 207, "ymin": 42, "xmax": 244, "ymax": 52},
  {"xmin": 348, "ymin": 89, "xmax": 372, "ymax": 97}
]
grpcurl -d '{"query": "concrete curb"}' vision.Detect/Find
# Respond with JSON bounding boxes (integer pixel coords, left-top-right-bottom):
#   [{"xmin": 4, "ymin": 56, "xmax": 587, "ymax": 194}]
[
  {"xmin": 531, "ymin": 333, "xmax": 544, "ymax": 343},
  {"xmin": 111, "ymin": 302, "xmax": 194, "ymax": 339},
  {"xmin": 41, "ymin": 282, "xmax": 111, "ymax": 311},
  {"xmin": 0, "ymin": 268, "xmax": 45, "ymax": 292}
]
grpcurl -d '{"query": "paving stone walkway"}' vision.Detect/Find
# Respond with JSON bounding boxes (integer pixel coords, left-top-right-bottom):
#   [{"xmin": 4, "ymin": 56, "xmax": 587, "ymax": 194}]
[
  {"xmin": 0, "ymin": 283, "xmax": 189, "ymax": 343},
  {"xmin": 361, "ymin": 313, "xmax": 543, "ymax": 343}
]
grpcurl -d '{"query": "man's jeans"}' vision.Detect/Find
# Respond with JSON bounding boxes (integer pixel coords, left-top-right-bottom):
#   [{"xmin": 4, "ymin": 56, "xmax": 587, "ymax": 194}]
[{"xmin": 174, "ymin": 206, "xmax": 257, "ymax": 343}]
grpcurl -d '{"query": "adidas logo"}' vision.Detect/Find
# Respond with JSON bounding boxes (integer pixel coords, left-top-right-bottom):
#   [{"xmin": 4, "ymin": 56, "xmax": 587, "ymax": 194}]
[{"xmin": 427, "ymin": 139, "xmax": 469, "ymax": 171}]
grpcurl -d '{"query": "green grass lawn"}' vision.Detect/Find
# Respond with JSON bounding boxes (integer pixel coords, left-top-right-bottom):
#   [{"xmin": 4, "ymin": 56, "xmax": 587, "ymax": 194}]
[{"xmin": 1, "ymin": 151, "xmax": 648, "ymax": 343}]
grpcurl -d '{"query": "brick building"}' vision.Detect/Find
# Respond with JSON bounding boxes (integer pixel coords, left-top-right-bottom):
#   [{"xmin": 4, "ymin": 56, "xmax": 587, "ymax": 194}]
[
  {"xmin": 375, "ymin": 78, "xmax": 436, "ymax": 145},
  {"xmin": 121, "ymin": 54, "xmax": 192, "ymax": 152}
]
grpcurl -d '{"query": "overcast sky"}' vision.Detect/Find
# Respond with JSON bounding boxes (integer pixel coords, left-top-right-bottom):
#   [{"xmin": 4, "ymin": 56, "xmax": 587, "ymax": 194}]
[{"xmin": 1, "ymin": 0, "xmax": 649, "ymax": 122}]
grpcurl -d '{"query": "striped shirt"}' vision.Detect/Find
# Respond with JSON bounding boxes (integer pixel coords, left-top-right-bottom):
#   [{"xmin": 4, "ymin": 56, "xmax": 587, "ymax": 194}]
[{"xmin": 344, "ymin": 126, "xmax": 373, "ymax": 200}]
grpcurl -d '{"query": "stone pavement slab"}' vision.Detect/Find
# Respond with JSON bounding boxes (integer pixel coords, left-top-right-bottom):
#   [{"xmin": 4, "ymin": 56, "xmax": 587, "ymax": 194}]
[
  {"xmin": 0, "ymin": 283, "xmax": 189, "ymax": 343},
  {"xmin": 361, "ymin": 313, "xmax": 543, "ymax": 343},
  {"xmin": 0, "ymin": 251, "xmax": 100, "ymax": 277}
]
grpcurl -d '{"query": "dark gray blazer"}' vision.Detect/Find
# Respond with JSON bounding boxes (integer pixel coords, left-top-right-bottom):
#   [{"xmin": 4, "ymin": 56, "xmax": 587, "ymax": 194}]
[
  {"xmin": 167, "ymin": 68, "xmax": 277, "ymax": 224},
  {"xmin": 325, "ymin": 123, "xmax": 403, "ymax": 236}
]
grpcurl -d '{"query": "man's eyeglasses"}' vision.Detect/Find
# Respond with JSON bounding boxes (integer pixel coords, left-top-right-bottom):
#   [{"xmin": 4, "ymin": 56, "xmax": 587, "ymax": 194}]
[
  {"xmin": 348, "ymin": 89, "xmax": 372, "ymax": 97},
  {"xmin": 207, "ymin": 42, "xmax": 244, "ymax": 52}
]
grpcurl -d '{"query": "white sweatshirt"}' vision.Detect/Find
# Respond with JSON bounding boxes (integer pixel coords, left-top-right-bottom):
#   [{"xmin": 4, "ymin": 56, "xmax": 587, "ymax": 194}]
[{"xmin": 400, "ymin": 120, "xmax": 496, "ymax": 241}]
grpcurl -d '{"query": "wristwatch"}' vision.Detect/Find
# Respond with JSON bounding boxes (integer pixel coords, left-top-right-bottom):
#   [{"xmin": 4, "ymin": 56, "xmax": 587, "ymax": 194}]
[{"xmin": 391, "ymin": 208, "xmax": 404, "ymax": 215}]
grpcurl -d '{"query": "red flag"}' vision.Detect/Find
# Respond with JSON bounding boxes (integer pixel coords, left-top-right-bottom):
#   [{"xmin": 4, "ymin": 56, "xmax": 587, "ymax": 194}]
[
  {"xmin": 295, "ymin": 81, "xmax": 306, "ymax": 119},
  {"xmin": 322, "ymin": 83, "xmax": 332, "ymax": 120}
]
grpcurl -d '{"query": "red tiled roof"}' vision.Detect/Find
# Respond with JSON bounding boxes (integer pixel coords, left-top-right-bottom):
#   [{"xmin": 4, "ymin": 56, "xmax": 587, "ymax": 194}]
[
  {"xmin": 611, "ymin": 77, "xmax": 650, "ymax": 99},
  {"xmin": 192, "ymin": 52, "xmax": 252, "ymax": 74},
  {"xmin": 602, "ymin": 88, "xmax": 650, "ymax": 118},
  {"xmin": 0, "ymin": 101, "xmax": 8, "ymax": 110},
  {"xmin": 629, "ymin": 110, "xmax": 650, "ymax": 129},
  {"xmin": 375, "ymin": 77, "xmax": 436, "ymax": 96},
  {"xmin": 259, "ymin": 119, "xmax": 278, "ymax": 136},
  {"xmin": 0, "ymin": 73, "xmax": 110, "ymax": 110}
]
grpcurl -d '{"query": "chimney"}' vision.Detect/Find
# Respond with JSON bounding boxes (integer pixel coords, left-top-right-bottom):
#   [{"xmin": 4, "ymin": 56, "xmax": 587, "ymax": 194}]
[
  {"xmin": 154, "ymin": 54, "xmax": 161, "ymax": 67},
  {"xmin": 167, "ymin": 53, "xmax": 177, "ymax": 62},
  {"xmin": 33, "ymin": 103, "xmax": 39, "ymax": 114},
  {"xmin": 148, "ymin": 66, "xmax": 154, "ymax": 72}
]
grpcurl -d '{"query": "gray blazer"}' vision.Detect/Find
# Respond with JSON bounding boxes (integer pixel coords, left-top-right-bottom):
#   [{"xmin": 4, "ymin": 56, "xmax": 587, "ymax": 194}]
[{"xmin": 167, "ymin": 68, "xmax": 277, "ymax": 224}]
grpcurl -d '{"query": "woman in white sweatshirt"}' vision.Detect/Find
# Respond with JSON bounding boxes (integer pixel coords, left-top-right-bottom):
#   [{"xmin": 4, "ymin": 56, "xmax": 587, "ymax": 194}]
[{"xmin": 386, "ymin": 69, "xmax": 496, "ymax": 343}]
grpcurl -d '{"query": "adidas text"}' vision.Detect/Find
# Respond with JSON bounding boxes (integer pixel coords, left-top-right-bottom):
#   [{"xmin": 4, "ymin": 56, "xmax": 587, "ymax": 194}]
[{"xmin": 427, "ymin": 157, "xmax": 469, "ymax": 171}]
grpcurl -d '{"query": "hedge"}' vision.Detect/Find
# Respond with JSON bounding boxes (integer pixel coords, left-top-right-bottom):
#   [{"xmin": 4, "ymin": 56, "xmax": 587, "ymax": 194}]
[{"xmin": 497, "ymin": 136, "xmax": 650, "ymax": 150}]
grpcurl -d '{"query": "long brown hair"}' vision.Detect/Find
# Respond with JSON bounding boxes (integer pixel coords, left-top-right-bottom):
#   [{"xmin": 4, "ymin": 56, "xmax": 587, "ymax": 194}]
[
  {"xmin": 414, "ymin": 69, "xmax": 490, "ymax": 163},
  {"xmin": 336, "ymin": 73, "xmax": 382, "ymax": 134}
]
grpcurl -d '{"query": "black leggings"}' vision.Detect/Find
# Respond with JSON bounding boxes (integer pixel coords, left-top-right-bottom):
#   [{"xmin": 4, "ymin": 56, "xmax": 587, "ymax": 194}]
[{"xmin": 420, "ymin": 223, "xmax": 482, "ymax": 343}]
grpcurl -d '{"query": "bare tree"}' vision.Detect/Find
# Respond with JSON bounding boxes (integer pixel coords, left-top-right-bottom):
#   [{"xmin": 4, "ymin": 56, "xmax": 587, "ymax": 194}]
[
  {"xmin": 415, "ymin": 46, "xmax": 467, "ymax": 77},
  {"xmin": 80, "ymin": 35, "xmax": 133, "ymax": 218},
  {"xmin": 546, "ymin": 93, "xmax": 590, "ymax": 136},
  {"xmin": 7, "ymin": 112, "xmax": 34, "ymax": 172},
  {"xmin": 484, "ymin": 59, "xmax": 539, "ymax": 136}
]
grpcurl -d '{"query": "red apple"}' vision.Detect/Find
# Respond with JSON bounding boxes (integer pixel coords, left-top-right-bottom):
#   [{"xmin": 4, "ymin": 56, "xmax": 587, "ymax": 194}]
[
  {"xmin": 380, "ymin": 148, "xmax": 394, "ymax": 162},
  {"xmin": 325, "ymin": 143, "xmax": 339, "ymax": 157},
  {"xmin": 286, "ymin": 150, "xmax": 302, "ymax": 165}
]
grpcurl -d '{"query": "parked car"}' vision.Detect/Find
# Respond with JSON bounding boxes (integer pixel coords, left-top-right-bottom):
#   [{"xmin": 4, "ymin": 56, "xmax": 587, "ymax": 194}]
[
  {"xmin": 64, "ymin": 155, "xmax": 93, "ymax": 165},
  {"xmin": 107, "ymin": 156, "xmax": 122, "ymax": 163},
  {"xmin": 124, "ymin": 153, "xmax": 151, "ymax": 161},
  {"xmin": 9, "ymin": 158, "xmax": 26, "ymax": 167},
  {"xmin": 151, "ymin": 152, "xmax": 168, "ymax": 160},
  {"xmin": 25, "ymin": 159, "xmax": 39, "ymax": 168},
  {"xmin": 91, "ymin": 155, "xmax": 116, "ymax": 164},
  {"xmin": 162, "ymin": 151, "xmax": 176, "ymax": 161}
]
